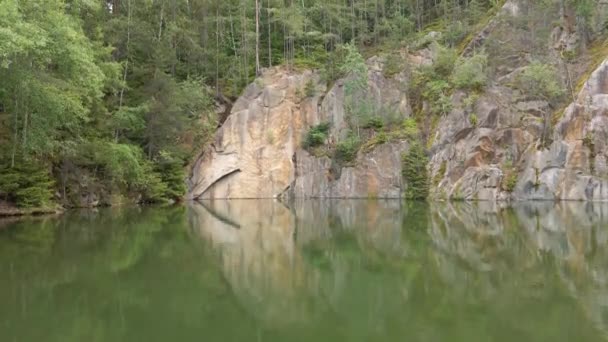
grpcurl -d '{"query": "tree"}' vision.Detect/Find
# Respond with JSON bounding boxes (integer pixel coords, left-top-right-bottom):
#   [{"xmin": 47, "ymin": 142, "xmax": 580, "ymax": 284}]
[
  {"xmin": 402, "ymin": 142, "xmax": 429, "ymax": 200},
  {"xmin": 255, "ymin": 0, "xmax": 261, "ymax": 75}
]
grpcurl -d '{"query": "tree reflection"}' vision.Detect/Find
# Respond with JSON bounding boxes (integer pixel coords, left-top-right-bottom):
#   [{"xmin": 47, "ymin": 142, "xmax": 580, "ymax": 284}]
[{"xmin": 1, "ymin": 201, "xmax": 608, "ymax": 341}]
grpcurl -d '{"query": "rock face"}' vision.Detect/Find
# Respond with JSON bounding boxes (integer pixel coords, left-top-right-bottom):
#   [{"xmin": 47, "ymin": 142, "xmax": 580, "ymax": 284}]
[
  {"xmin": 188, "ymin": 59, "xmax": 411, "ymax": 199},
  {"xmin": 289, "ymin": 141, "xmax": 407, "ymax": 199},
  {"xmin": 188, "ymin": 70, "xmax": 318, "ymax": 199},
  {"xmin": 426, "ymin": 0, "xmax": 608, "ymax": 201},
  {"xmin": 513, "ymin": 60, "xmax": 608, "ymax": 200},
  {"xmin": 428, "ymin": 58, "xmax": 608, "ymax": 201},
  {"xmin": 190, "ymin": 0, "xmax": 608, "ymax": 201}
]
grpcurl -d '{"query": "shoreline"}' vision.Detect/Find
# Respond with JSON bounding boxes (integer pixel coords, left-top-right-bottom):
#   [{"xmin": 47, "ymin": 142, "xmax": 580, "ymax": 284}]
[{"xmin": 4, "ymin": 197, "xmax": 608, "ymax": 218}]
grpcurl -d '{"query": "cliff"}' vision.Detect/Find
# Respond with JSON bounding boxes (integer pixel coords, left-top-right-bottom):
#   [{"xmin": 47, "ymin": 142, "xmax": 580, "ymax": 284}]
[
  {"xmin": 188, "ymin": 56, "xmax": 412, "ymax": 199},
  {"xmin": 189, "ymin": 0, "xmax": 608, "ymax": 201}
]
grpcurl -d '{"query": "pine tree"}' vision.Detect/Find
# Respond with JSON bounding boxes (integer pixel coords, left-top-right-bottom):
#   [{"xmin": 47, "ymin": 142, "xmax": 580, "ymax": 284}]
[{"xmin": 402, "ymin": 142, "xmax": 429, "ymax": 200}]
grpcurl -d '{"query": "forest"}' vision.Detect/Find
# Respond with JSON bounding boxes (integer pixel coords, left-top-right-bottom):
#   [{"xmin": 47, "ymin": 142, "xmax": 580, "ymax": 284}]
[{"xmin": 0, "ymin": 0, "xmax": 596, "ymax": 209}]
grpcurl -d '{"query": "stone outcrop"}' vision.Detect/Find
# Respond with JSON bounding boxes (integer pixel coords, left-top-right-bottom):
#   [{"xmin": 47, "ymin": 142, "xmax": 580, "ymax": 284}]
[
  {"xmin": 426, "ymin": 0, "xmax": 608, "ymax": 201},
  {"xmin": 188, "ymin": 58, "xmax": 411, "ymax": 199},
  {"xmin": 513, "ymin": 59, "xmax": 608, "ymax": 200},
  {"xmin": 428, "ymin": 58, "xmax": 608, "ymax": 201},
  {"xmin": 288, "ymin": 141, "xmax": 407, "ymax": 199},
  {"xmin": 189, "ymin": 0, "xmax": 608, "ymax": 201}
]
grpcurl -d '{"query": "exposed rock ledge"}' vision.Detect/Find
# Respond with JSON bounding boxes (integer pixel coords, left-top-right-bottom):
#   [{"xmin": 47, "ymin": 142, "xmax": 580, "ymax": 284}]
[
  {"xmin": 188, "ymin": 58, "xmax": 411, "ymax": 200},
  {"xmin": 189, "ymin": 54, "xmax": 608, "ymax": 201}
]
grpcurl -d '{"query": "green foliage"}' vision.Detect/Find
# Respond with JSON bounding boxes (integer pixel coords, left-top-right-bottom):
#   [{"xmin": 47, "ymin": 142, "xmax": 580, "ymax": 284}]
[
  {"xmin": 403, "ymin": 118, "xmax": 419, "ymax": 139},
  {"xmin": 382, "ymin": 54, "xmax": 405, "ymax": 77},
  {"xmin": 363, "ymin": 116, "xmax": 384, "ymax": 130},
  {"xmin": 513, "ymin": 61, "xmax": 564, "ymax": 103},
  {"xmin": 0, "ymin": 160, "xmax": 54, "ymax": 208},
  {"xmin": 409, "ymin": 45, "xmax": 457, "ymax": 117},
  {"xmin": 335, "ymin": 134, "xmax": 361, "ymax": 163},
  {"xmin": 402, "ymin": 142, "xmax": 429, "ymax": 200},
  {"xmin": 469, "ymin": 114, "xmax": 479, "ymax": 126},
  {"xmin": 504, "ymin": 173, "xmax": 518, "ymax": 193},
  {"xmin": 376, "ymin": 132, "xmax": 388, "ymax": 144},
  {"xmin": 303, "ymin": 122, "xmax": 330, "ymax": 148},
  {"xmin": 433, "ymin": 161, "xmax": 447, "ymax": 187},
  {"xmin": 341, "ymin": 43, "xmax": 369, "ymax": 95},
  {"xmin": 462, "ymin": 93, "xmax": 480, "ymax": 110},
  {"xmin": 0, "ymin": 0, "xmax": 555, "ymax": 208},
  {"xmin": 321, "ymin": 47, "xmax": 348, "ymax": 84},
  {"xmin": 442, "ymin": 21, "xmax": 468, "ymax": 47},
  {"xmin": 433, "ymin": 46, "xmax": 458, "ymax": 78},
  {"xmin": 154, "ymin": 152, "xmax": 187, "ymax": 202},
  {"xmin": 304, "ymin": 80, "xmax": 316, "ymax": 97},
  {"xmin": 453, "ymin": 53, "xmax": 488, "ymax": 91}
]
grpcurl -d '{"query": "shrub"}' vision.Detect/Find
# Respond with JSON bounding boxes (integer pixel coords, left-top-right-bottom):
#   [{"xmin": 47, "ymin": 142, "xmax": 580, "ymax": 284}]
[
  {"xmin": 402, "ymin": 142, "xmax": 429, "ymax": 200},
  {"xmin": 433, "ymin": 46, "xmax": 457, "ymax": 78},
  {"xmin": 363, "ymin": 116, "xmax": 384, "ymax": 130},
  {"xmin": 0, "ymin": 160, "xmax": 54, "ymax": 208},
  {"xmin": 403, "ymin": 118, "xmax": 419, "ymax": 138},
  {"xmin": 442, "ymin": 21, "xmax": 467, "ymax": 47},
  {"xmin": 504, "ymin": 173, "xmax": 518, "ymax": 193},
  {"xmin": 335, "ymin": 135, "xmax": 361, "ymax": 163},
  {"xmin": 303, "ymin": 122, "xmax": 330, "ymax": 148},
  {"xmin": 424, "ymin": 80, "xmax": 453, "ymax": 115},
  {"xmin": 433, "ymin": 161, "xmax": 447, "ymax": 187},
  {"xmin": 383, "ymin": 54, "xmax": 405, "ymax": 77},
  {"xmin": 304, "ymin": 79, "xmax": 316, "ymax": 97},
  {"xmin": 462, "ymin": 93, "xmax": 479, "ymax": 110},
  {"xmin": 321, "ymin": 46, "xmax": 348, "ymax": 84},
  {"xmin": 376, "ymin": 132, "xmax": 388, "ymax": 144},
  {"xmin": 453, "ymin": 52, "xmax": 488, "ymax": 91},
  {"xmin": 469, "ymin": 113, "xmax": 478, "ymax": 126},
  {"xmin": 153, "ymin": 151, "xmax": 187, "ymax": 202},
  {"xmin": 514, "ymin": 61, "xmax": 564, "ymax": 103}
]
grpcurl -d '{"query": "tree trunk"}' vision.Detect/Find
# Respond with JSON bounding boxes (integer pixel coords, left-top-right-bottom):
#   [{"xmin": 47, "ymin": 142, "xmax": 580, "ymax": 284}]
[
  {"xmin": 216, "ymin": 2, "xmax": 220, "ymax": 95},
  {"xmin": 118, "ymin": 0, "xmax": 131, "ymax": 109},
  {"xmin": 255, "ymin": 0, "xmax": 261, "ymax": 75},
  {"xmin": 267, "ymin": 0, "xmax": 272, "ymax": 67}
]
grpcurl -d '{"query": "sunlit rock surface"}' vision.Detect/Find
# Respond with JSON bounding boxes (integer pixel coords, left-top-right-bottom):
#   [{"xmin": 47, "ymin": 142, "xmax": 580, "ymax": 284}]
[{"xmin": 188, "ymin": 59, "xmax": 411, "ymax": 200}]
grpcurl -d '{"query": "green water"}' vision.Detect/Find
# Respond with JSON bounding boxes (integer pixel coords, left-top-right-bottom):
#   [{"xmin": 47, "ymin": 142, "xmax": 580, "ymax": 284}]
[{"xmin": 1, "ymin": 200, "xmax": 608, "ymax": 342}]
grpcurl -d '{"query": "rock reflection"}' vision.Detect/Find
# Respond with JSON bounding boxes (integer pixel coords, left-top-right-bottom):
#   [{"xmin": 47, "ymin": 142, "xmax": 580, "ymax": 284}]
[{"xmin": 189, "ymin": 199, "xmax": 608, "ymax": 340}]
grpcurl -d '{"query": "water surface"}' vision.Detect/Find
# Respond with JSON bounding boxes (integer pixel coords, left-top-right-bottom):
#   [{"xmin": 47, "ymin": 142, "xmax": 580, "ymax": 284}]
[{"xmin": 1, "ymin": 200, "xmax": 608, "ymax": 341}]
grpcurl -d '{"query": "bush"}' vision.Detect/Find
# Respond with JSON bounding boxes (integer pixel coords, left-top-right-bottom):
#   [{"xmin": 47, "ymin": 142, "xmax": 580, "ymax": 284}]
[
  {"xmin": 363, "ymin": 116, "xmax": 384, "ymax": 130},
  {"xmin": 442, "ymin": 21, "xmax": 467, "ymax": 47},
  {"xmin": 403, "ymin": 118, "xmax": 419, "ymax": 138},
  {"xmin": 433, "ymin": 46, "xmax": 457, "ymax": 78},
  {"xmin": 78, "ymin": 141, "xmax": 175, "ymax": 203},
  {"xmin": 409, "ymin": 46, "xmax": 456, "ymax": 117},
  {"xmin": 321, "ymin": 47, "xmax": 348, "ymax": 84},
  {"xmin": 514, "ymin": 61, "xmax": 564, "ymax": 103},
  {"xmin": 383, "ymin": 54, "xmax": 405, "ymax": 77},
  {"xmin": 303, "ymin": 122, "xmax": 330, "ymax": 148},
  {"xmin": 402, "ymin": 142, "xmax": 429, "ymax": 200},
  {"xmin": 453, "ymin": 52, "xmax": 488, "ymax": 91},
  {"xmin": 376, "ymin": 132, "xmax": 388, "ymax": 144},
  {"xmin": 469, "ymin": 114, "xmax": 478, "ymax": 126},
  {"xmin": 304, "ymin": 79, "xmax": 316, "ymax": 97},
  {"xmin": 153, "ymin": 151, "xmax": 187, "ymax": 201},
  {"xmin": 0, "ymin": 160, "xmax": 54, "ymax": 208},
  {"xmin": 504, "ymin": 173, "xmax": 518, "ymax": 193},
  {"xmin": 335, "ymin": 135, "xmax": 361, "ymax": 163}
]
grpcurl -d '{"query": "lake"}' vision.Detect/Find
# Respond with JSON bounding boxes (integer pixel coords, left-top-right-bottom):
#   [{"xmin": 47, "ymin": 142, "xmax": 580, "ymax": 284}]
[{"xmin": 1, "ymin": 200, "xmax": 607, "ymax": 341}]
